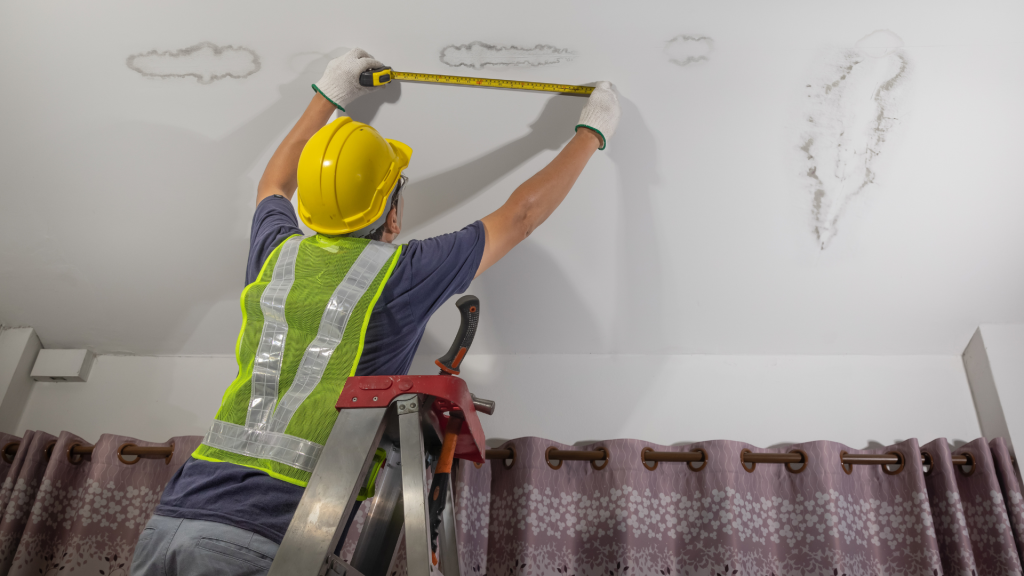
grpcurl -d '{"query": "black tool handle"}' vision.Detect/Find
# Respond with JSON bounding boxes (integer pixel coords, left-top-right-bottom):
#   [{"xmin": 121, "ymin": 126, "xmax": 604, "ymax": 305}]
[
  {"xmin": 359, "ymin": 65, "xmax": 392, "ymax": 87},
  {"xmin": 436, "ymin": 295, "xmax": 480, "ymax": 375}
]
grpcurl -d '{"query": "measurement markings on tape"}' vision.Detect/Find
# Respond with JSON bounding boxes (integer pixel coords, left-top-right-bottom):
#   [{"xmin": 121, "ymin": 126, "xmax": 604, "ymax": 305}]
[{"xmin": 360, "ymin": 66, "xmax": 594, "ymax": 96}]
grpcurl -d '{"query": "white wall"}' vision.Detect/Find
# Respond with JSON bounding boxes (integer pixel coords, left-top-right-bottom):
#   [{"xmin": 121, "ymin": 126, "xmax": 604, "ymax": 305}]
[
  {"xmin": 963, "ymin": 324, "xmax": 1024, "ymax": 456},
  {"xmin": 0, "ymin": 328, "xmax": 42, "ymax": 434},
  {"xmin": 15, "ymin": 352, "xmax": 980, "ymax": 449},
  {"xmin": 15, "ymin": 354, "xmax": 235, "ymax": 443},
  {"xmin": 436, "ymin": 354, "xmax": 980, "ymax": 448},
  {"xmin": 3, "ymin": 2, "xmax": 1024, "ymax": 358}
]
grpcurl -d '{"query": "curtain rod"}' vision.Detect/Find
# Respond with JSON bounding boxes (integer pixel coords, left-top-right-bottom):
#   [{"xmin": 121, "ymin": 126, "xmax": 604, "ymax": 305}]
[
  {"xmin": 2, "ymin": 441, "xmax": 1004, "ymax": 470},
  {"xmin": 2, "ymin": 441, "xmax": 174, "ymax": 465},
  {"xmin": 483, "ymin": 446, "xmax": 986, "ymax": 473}
]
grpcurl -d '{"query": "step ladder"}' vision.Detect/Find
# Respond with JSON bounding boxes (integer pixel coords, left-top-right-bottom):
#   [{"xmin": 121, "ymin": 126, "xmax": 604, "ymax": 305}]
[{"xmin": 268, "ymin": 297, "xmax": 492, "ymax": 576}]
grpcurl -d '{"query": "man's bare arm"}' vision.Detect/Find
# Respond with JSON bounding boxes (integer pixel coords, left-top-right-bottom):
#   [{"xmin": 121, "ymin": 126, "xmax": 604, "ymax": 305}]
[
  {"xmin": 477, "ymin": 128, "xmax": 601, "ymax": 277},
  {"xmin": 475, "ymin": 81, "xmax": 619, "ymax": 278},
  {"xmin": 256, "ymin": 94, "xmax": 337, "ymax": 205}
]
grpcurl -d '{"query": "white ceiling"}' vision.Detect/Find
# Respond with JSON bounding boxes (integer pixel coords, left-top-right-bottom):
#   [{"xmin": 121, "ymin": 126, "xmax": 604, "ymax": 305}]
[{"xmin": 1, "ymin": 1, "xmax": 1023, "ymax": 357}]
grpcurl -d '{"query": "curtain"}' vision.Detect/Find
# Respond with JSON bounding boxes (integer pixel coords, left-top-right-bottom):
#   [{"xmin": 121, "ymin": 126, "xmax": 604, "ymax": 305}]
[
  {"xmin": 0, "ymin": 430, "xmax": 201, "ymax": 576},
  {"xmin": 454, "ymin": 438, "xmax": 1024, "ymax": 576},
  {"xmin": 5, "ymin": 432, "xmax": 1019, "ymax": 575}
]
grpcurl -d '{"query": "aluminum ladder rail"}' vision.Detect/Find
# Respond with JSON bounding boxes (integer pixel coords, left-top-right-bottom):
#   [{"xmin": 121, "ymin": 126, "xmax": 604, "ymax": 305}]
[{"xmin": 268, "ymin": 375, "xmax": 491, "ymax": 576}]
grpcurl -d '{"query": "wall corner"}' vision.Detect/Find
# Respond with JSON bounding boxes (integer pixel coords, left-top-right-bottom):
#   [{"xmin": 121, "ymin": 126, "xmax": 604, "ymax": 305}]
[{"xmin": 0, "ymin": 327, "xmax": 43, "ymax": 435}]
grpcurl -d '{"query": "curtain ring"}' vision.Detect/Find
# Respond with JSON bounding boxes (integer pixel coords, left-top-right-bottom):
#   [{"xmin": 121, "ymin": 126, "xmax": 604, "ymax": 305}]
[
  {"xmin": 786, "ymin": 449, "xmax": 808, "ymax": 474},
  {"xmin": 164, "ymin": 441, "xmax": 175, "ymax": 465},
  {"xmin": 688, "ymin": 448, "xmax": 708, "ymax": 472},
  {"xmin": 118, "ymin": 443, "xmax": 141, "ymax": 465},
  {"xmin": 740, "ymin": 449, "xmax": 755, "ymax": 473},
  {"xmin": 957, "ymin": 452, "xmax": 976, "ymax": 477},
  {"xmin": 839, "ymin": 451, "xmax": 853, "ymax": 475},
  {"xmin": 881, "ymin": 451, "xmax": 905, "ymax": 475},
  {"xmin": 473, "ymin": 460, "xmax": 484, "ymax": 469},
  {"xmin": 590, "ymin": 447, "xmax": 609, "ymax": 471},
  {"xmin": 921, "ymin": 451, "xmax": 934, "ymax": 476},
  {"xmin": 66, "ymin": 443, "xmax": 87, "ymax": 465},
  {"xmin": 44, "ymin": 440, "xmax": 57, "ymax": 460},
  {"xmin": 545, "ymin": 447, "xmax": 563, "ymax": 470},
  {"xmin": 641, "ymin": 447, "xmax": 658, "ymax": 471},
  {"xmin": 1, "ymin": 442, "xmax": 17, "ymax": 464},
  {"xmin": 502, "ymin": 444, "xmax": 516, "ymax": 470}
]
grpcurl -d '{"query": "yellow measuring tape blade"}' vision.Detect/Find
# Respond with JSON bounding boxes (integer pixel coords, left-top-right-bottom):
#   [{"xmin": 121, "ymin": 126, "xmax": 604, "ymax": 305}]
[{"xmin": 392, "ymin": 71, "xmax": 594, "ymax": 96}]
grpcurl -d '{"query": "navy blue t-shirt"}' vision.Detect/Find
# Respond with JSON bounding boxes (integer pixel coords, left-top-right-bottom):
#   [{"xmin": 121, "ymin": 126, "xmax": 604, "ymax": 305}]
[{"xmin": 155, "ymin": 195, "xmax": 485, "ymax": 543}]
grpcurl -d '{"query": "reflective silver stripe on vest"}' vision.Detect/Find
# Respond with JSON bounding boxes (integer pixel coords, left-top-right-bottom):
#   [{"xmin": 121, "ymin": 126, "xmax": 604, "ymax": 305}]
[
  {"xmin": 246, "ymin": 236, "xmax": 303, "ymax": 430},
  {"xmin": 203, "ymin": 419, "xmax": 322, "ymax": 473},
  {"xmin": 268, "ymin": 241, "xmax": 397, "ymax": 433}
]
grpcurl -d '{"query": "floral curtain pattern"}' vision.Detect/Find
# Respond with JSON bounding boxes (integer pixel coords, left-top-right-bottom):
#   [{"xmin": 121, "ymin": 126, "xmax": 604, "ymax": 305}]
[
  {"xmin": 0, "ymin": 430, "xmax": 201, "ymax": 576},
  {"xmin": 3, "ymin": 431, "xmax": 1020, "ymax": 576},
  {"xmin": 453, "ymin": 437, "xmax": 1024, "ymax": 576}
]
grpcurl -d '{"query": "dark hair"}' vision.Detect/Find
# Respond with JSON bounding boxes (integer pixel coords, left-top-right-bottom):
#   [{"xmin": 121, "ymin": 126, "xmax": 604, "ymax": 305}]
[{"xmin": 365, "ymin": 175, "xmax": 407, "ymax": 241}]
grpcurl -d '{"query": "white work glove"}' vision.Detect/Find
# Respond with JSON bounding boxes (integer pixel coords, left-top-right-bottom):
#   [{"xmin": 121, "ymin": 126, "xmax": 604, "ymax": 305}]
[
  {"xmin": 313, "ymin": 48, "xmax": 384, "ymax": 111},
  {"xmin": 575, "ymin": 81, "xmax": 620, "ymax": 150}
]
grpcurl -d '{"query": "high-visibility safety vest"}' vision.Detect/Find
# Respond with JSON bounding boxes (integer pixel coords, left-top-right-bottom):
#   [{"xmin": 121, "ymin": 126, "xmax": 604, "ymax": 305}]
[{"xmin": 193, "ymin": 234, "xmax": 402, "ymax": 486}]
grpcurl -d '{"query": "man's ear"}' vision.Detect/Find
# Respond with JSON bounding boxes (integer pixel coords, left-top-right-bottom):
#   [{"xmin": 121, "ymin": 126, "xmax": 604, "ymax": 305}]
[{"xmin": 385, "ymin": 205, "xmax": 401, "ymax": 236}]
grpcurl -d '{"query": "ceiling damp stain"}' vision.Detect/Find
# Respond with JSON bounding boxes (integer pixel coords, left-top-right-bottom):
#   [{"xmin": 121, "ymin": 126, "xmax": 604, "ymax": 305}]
[
  {"xmin": 799, "ymin": 30, "xmax": 908, "ymax": 249},
  {"xmin": 126, "ymin": 42, "xmax": 261, "ymax": 84},
  {"xmin": 438, "ymin": 41, "xmax": 574, "ymax": 69},
  {"xmin": 664, "ymin": 35, "xmax": 714, "ymax": 67}
]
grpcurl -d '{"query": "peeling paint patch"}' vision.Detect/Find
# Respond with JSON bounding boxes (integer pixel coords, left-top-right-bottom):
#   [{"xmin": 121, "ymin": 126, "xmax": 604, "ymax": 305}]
[
  {"xmin": 665, "ymin": 35, "xmax": 713, "ymax": 66},
  {"xmin": 438, "ymin": 41, "xmax": 574, "ymax": 69},
  {"xmin": 126, "ymin": 42, "xmax": 261, "ymax": 84},
  {"xmin": 800, "ymin": 30, "xmax": 909, "ymax": 249}
]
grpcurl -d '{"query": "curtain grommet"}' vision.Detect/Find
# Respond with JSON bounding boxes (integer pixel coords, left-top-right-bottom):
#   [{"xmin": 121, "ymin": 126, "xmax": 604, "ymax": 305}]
[
  {"xmin": 164, "ymin": 441, "xmax": 175, "ymax": 465},
  {"xmin": 957, "ymin": 452, "xmax": 976, "ymax": 477},
  {"xmin": 44, "ymin": 440, "xmax": 57, "ymax": 460},
  {"xmin": 740, "ymin": 449, "xmax": 755, "ymax": 473},
  {"xmin": 786, "ymin": 449, "xmax": 808, "ymax": 474},
  {"xmin": 921, "ymin": 451, "xmax": 934, "ymax": 476},
  {"xmin": 687, "ymin": 448, "xmax": 708, "ymax": 472},
  {"xmin": 641, "ymin": 447, "xmax": 658, "ymax": 471},
  {"xmin": 590, "ymin": 447, "xmax": 609, "ymax": 471},
  {"xmin": 882, "ymin": 451, "xmax": 905, "ymax": 476},
  {"xmin": 840, "ymin": 451, "xmax": 853, "ymax": 475},
  {"xmin": 118, "ymin": 443, "xmax": 141, "ymax": 465},
  {"xmin": 545, "ymin": 446, "xmax": 563, "ymax": 470},
  {"xmin": 1, "ymin": 442, "xmax": 17, "ymax": 464},
  {"xmin": 66, "ymin": 443, "xmax": 87, "ymax": 465},
  {"xmin": 502, "ymin": 444, "xmax": 516, "ymax": 470},
  {"xmin": 473, "ymin": 460, "xmax": 484, "ymax": 469}
]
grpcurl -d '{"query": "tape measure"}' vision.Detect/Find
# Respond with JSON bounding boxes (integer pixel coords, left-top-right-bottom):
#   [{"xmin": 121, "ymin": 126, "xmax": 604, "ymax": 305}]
[{"xmin": 359, "ymin": 66, "xmax": 594, "ymax": 96}]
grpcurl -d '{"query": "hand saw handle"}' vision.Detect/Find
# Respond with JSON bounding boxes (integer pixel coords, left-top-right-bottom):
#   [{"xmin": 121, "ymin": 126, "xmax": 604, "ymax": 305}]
[
  {"xmin": 435, "ymin": 295, "xmax": 480, "ymax": 375},
  {"xmin": 428, "ymin": 414, "xmax": 463, "ymax": 559}
]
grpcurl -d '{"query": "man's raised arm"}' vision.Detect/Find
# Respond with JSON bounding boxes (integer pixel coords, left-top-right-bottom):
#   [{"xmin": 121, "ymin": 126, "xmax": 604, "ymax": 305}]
[
  {"xmin": 256, "ymin": 49, "xmax": 383, "ymax": 205},
  {"xmin": 476, "ymin": 82, "xmax": 621, "ymax": 278}
]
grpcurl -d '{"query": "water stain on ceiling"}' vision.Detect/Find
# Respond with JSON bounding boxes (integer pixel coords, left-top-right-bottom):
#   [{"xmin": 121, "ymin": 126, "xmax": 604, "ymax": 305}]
[
  {"xmin": 438, "ymin": 41, "xmax": 574, "ymax": 69},
  {"xmin": 126, "ymin": 42, "xmax": 261, "ymax": 84},
  {"xmin": 799, "ymin": 30, "xmax": 908, "ymax": 249},
  {"xmin": 664, "ymin": 35, "xmax": 714, "ymax": 66}
]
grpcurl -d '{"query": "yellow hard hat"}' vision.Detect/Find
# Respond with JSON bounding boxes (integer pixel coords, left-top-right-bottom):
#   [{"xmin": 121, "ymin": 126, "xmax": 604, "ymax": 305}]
[{"xmin": 296, "ymin": 117, "xmax": 412, "ymax": 236}]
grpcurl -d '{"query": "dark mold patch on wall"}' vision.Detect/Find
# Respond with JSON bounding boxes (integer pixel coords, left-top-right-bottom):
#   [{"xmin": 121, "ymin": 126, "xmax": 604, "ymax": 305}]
[
  {"xmin": 438, "ymin": 41, "xmax": 574, "ymax": 69},
  {"xmin": 664, "ymin": 35, "xmax": 714, "ymax": 66},
  {"xmin": 799, "ymin": 31, "xmax": 909, "ymax": 249},
  {"xmin": 126, "ymin": 42, "xmax": 261, "ymax": 84}
]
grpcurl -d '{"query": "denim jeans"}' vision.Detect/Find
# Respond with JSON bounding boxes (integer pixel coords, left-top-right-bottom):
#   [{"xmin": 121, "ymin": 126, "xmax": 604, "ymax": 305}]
[{"xmin": 131, "ymin": 515, "xmax": 279, "ymax": 576}]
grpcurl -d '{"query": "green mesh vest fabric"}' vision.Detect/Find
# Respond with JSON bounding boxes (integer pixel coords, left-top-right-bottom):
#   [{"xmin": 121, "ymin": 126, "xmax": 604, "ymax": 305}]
[{"xmin": 193, "ymin": 234, "xmax": 402, "ymax": 486}]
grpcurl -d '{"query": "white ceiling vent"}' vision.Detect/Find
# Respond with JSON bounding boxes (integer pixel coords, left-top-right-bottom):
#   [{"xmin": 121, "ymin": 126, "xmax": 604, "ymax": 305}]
[{"xmin": 31, "ymin": 349, "xmax": 95, "ymax": 382}]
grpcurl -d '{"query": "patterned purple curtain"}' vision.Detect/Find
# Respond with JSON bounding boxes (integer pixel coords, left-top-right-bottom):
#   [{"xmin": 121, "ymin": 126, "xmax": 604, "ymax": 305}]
[
  {"xmin": 454, "ymin": 438, "xmax": 1024, "ymax": 576},
  {"xmin": 0, "ymin": 430, "xmax": 201, "ymax": 576}
]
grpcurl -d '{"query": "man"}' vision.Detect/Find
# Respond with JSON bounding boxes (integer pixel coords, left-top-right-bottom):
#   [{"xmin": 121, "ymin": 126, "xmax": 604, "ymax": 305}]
[{"xmin": 131, "ymin": 48, "xmax": 619, "ymax": 575}]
